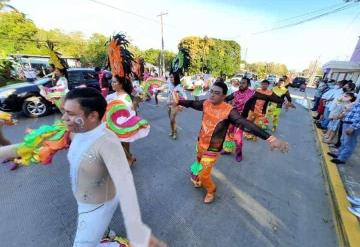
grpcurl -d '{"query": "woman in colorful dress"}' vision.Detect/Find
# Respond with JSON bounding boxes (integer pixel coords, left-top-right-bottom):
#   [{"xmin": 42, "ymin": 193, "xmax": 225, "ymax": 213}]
[
  {"xmin": 167, "ymin": 73, "xmax": 187, "ymax": 140},
  {"xmin": 40, "ymin": 67, "xmax": 69, "ymax": 111},
  {"xmin": 105, "ymin": 75, "xmax": 150, "ymax": 166}
]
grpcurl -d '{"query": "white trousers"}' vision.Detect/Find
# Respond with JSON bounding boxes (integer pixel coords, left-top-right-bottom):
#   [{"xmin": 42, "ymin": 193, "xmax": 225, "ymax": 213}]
[{"xmin": 73, "ymin": 196, "xmax": 118, "ymax": 247}]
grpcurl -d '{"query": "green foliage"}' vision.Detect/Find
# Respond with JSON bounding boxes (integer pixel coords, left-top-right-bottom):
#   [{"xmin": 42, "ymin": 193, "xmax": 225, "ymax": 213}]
[
  {"xmin": 247, "ymin": 62, "xmax": 288, "ymax": 79},
  {"xmin": 178, "ymin": 36, "xmax": 241, "ymax": 76},
  {"xmin": 0, "ymin": 12, "xmax": 38, "ymax": 57},
  {"xmin": 142, "ymin": 48, "xmax": 175, "ymax": 71},
  {"xmin": 80, "ymin": 33, "xmax": 108, "ymax": 67}
]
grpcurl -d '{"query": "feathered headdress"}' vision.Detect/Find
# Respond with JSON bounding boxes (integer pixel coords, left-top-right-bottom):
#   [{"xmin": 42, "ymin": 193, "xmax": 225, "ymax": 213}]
[
  {"xmin": 132, "ymin": 57, "xmax": 145, "ymax": 81},
  {"xmin": 45, "ymin": 41, "xmax": 68, "ymax": 69},
  {"xmin": 170, "ymin": 47, "xmax": 191, "ymax": 76},
  {"xmin": 106, "ymin": 33, "xmax": 134, "ymax": 78}
]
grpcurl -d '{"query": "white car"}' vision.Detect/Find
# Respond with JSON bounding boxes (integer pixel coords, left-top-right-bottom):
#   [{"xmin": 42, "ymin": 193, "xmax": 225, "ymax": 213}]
[{"xmin": 267, "ymin": 75, "xmax": 278, "ymax": 84}]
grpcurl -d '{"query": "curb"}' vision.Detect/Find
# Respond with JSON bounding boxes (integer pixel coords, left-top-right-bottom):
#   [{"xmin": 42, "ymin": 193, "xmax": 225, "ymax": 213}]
[{"xmin": 309, "ymin": 108, "xmax": 360, "ymax": 246}]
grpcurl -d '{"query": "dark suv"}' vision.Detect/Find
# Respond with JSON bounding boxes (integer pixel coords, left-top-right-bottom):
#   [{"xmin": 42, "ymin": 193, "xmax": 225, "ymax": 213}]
[
  {"xmin": 290, "ymin": 77, "xmax": 307, "ymax": 88},
  {"xmin": 0, "ymin": 68, "xmax": 111, "ymax": 117}
]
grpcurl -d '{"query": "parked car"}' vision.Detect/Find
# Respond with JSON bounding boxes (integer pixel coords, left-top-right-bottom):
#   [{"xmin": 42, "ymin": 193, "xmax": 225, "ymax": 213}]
[
  {"xmin": 267, "ymin": 74, "xmax": 278, "ymax": 84},
  {"xmin": 290, "ymin": 77, "xmax": 307, "ymax": 88},
  {"xmin": 0, "ymin": 68, "xmax": 112, "ymax": 117}
]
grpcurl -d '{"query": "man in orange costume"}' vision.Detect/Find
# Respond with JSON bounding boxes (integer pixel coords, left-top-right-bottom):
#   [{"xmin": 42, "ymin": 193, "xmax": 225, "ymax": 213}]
[{"xmin": 175, "ymin": 79, "xmax": 289, "ymax": 204}]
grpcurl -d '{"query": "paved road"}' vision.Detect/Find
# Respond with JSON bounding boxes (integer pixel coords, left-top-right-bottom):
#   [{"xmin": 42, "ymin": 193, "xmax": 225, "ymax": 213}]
[{"xmin": 1, "ymin": 90, "xmax": 337, "ymax": 247}]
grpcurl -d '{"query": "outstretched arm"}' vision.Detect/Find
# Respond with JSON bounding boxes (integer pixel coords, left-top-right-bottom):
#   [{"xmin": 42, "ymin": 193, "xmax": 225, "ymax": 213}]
[
  {"xmin": 178, "ymin": 99, "xmax": 205, "ymax": 111},
  {"xmin": 100, "ymin": 138, "xmax": 153, "ymax": 247},
  {"xmin": 254, "ymin": 92, "xmax": 284, "ymax": 104},
  {"xmin": 225, "ymin": 93, "xmax": 234, "ymax": 102},
  {"xmin": 284, "ymin": 91, "xmax": 292, "ymax": 103},
  {"xmin": 0, "ymin": 144, "xmax": 18, "ymax": 160},
  {"xmin": 228, "ymin": 109, "xmax": 288, "ymax": 152}
]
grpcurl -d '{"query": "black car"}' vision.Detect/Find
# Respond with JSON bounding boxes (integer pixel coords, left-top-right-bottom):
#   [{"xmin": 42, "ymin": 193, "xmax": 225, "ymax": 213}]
[
  {"xmin": 0, "ymin": 68, "xmax": 112, "ymax": 117},
  {"xmin": 290, "ymin": 77, "xmax": 307, "ymax": 88}
]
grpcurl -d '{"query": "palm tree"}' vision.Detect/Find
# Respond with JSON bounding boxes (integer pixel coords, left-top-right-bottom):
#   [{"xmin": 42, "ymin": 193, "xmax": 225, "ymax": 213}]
[{"xmin": 0, "ymin": 0, "xmax": 20, "ymax": 12}]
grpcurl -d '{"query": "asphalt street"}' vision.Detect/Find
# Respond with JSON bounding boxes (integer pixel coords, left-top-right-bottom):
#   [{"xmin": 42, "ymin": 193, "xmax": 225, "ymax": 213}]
[{"xmin": 0, "ymin": 89, "xmax": 337, "ymax": 247}]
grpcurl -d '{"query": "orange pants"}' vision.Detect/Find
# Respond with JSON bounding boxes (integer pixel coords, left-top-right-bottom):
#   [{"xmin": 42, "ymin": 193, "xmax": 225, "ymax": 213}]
[{"xmin": 195, "ymin": 145, "xmax": 220, "ymax": 193}]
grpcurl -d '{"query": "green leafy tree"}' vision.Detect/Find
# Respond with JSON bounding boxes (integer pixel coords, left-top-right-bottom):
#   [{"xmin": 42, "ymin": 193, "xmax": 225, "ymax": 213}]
[
  {"xmin": 0, "ymin": 12, "xmax": 38, "ymax": 58},
  {"xmin": 0, "ymin": 0, "xmax": 20, "ymax": 12},
  {"xmin": 179, "ymin": 36, "xmax": 241, "ymax": 76},
  {"xmin": 143, "ymin": 48, "xmax": 161, "ymax": 66},
  {"xmin": 81, "ymin": 33, "xmax": 108, "ymax": 67}
]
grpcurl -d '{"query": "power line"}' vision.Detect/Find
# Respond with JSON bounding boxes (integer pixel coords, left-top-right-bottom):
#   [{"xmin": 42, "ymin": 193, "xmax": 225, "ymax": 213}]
[
  {"xmin": 228, "ymin": 2, "xmax": 358, "ymax": 39},
  {"xmin": 252, "ymin": 2, "xmax": 359, "ymax": 35},
  {"xmin": 272, "ymin": 2, "xmax": 346, "ymax": 24},
  {"xmin": 86, "ymin": 0, "xmax": 160, "ymax": 24}
]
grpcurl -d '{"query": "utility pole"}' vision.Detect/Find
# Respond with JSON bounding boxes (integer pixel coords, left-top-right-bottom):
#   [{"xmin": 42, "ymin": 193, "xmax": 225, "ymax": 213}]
[{"xmin": 157, "ymin": 11, "xmax": 168, "ymax": 76}]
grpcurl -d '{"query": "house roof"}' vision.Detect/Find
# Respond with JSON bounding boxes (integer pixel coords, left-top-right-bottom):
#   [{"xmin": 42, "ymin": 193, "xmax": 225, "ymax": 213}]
[{"xmin": 322, "ymin": 60, "xmax": 360, "ymax": 70}]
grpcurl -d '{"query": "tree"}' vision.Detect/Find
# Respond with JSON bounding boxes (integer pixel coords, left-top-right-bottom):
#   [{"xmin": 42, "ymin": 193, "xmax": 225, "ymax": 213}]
[
  {"xmin": 0, "ymin": 0, "xmax": 20, "ymax": 12},
  {"xmin": 247, "ymin": 62, "xmax": 288, "ymax": 79},
  {"xmin": 143, "ymin": 48, "xmax": 161, "ymax": 66},
  {"xmin": 0, "ymin": 12, "xmax": 38, "ymax": 58},
  {"xmin": 81, "ymin": 33, "xmax": 107, "ymax": 67},
  {"xmin": 164, "ymin": 50, "xmax": 176, "ymax": 71},
  {"xmin": 178, "ymin": 36, "xmax": 241, "ymax": 76}
]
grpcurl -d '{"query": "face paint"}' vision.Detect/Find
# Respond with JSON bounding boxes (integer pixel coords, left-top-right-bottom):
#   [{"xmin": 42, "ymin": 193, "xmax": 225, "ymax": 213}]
[{"xmin": 74, "ymin": 117, "xmax": 85, "ymax": 131}]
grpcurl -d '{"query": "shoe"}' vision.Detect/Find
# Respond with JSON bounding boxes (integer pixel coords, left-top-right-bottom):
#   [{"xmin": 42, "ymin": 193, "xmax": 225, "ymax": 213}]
[
  {"xmin": 327, "ymin": 152, "xmax": 338, "ymax": 158},
  {"xmin": 8, "ymin": 162, "xmax": 19, "ymax": 171},
  {"xmin": 168, "ymin": 132, "xmax": 173, "ymax": 136},
  {"xmin": 348, "ymin": 206, "xmax": 360, "ymax": 218},
  {"xmin": 204, "ymin": 192, "xmax": 215, "ymax": 204},
  {"xmin": 102, "ymin": 228, "xmax": 117, "ymax": 240},
  {"xmin": 347, "ymin": 196, "xmax": 360, "ymax": 206},
  {"xmin": 331, "ymin": 158, "xmax": 345, "ymax": 164},
  {"xmin": 323, "ymin": 139, "xmax": 335, "ymax": 144},
  {"xmin": 271, "ymin": 127, "xmax": 276, "ymax": 132},
  {"xmin": 128, "ymin": 157, "xmax": 136, "ymax": 167},
  {"xmin": 172, "ymin": 133, "xmax": 177, "ymax": 140},
  {"xmin": 2, "ymin": 158, "xmax": 12, "ymax": 164},
  {"xmin": 235, "ymin": 154, "xmax": 242, "ymax": 162}
]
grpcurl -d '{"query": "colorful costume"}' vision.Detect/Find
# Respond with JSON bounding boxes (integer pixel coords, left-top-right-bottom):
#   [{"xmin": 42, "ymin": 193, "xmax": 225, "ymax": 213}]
[
  {"xmin": 40, "ymin": 41, "xmax": 69, "ymax": 109},
  {"xmin": 223, "ymin": 88, "xmax": 255, "ymax": 160},
  {"xmin": 0, "ymin": 120, "xmax": 70, "ymax": 166},
  {"xmin": 141, "ymin": 77, "xmax": 166, "ymax": 97},
  {"xmin": 106, "ymin": 33, "xmax": 150, "ymax": 165},
  {"xmin": 105, "ymin": 93, "xmax": 150, "ymax": 142},
  {"xmin": 179, "ymin": 99, "xmax": 272, "ymax": 197},
  {"xmin": 168, "ymin": 47, "xmax": 191, "ymax": 139},
  {"xmin": 243, "ymin": 88, "xmax": 273, "ymax": 140},
  {"xmin": 0, "ymin": 111, "xmax": 16, "ymax": 126},
  {"xmin": 40, "ymin": 76, "xmax": 69, "ymax": 109},
  {"xmin": 266, "ymin": 85, "xmax": 292, "ymax": 131}
]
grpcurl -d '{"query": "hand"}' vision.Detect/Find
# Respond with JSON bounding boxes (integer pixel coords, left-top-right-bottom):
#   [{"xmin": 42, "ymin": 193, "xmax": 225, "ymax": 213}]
[
  {"xmin": 148, "ymin": 235, "xmax": 167, "ymax": 247},
  {"xmin": 345, "ymin": 128, "xmax": 354, "ymax": 136},
  {"xmin": 267, "ymin": 136, "xmax": 289, "ymax": 153},
  {"xmin": 284, "ymin": 102, "xmax": 296, "ymax": 109}
]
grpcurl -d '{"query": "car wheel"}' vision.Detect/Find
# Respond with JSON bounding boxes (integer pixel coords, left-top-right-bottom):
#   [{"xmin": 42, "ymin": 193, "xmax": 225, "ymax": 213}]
[{"xmin": 22, "ymin": 97, "xmax": 51, "ymax": 117}]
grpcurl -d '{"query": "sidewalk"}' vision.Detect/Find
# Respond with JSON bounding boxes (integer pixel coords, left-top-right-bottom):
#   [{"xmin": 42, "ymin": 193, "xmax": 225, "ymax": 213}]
[{"xmin": 306, "ymin": 93, "xmax": 360, "ymax": 247}]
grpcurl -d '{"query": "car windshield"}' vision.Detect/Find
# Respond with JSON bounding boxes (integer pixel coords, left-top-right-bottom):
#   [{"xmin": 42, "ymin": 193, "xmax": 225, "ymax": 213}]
[{"xmin": 296, "ymin": 78, "xmax": 305, "ymax": 82}]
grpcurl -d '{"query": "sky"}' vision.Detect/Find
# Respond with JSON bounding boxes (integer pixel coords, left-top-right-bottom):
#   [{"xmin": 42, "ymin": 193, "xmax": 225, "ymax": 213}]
[{"xmin": 8, "ymin": 0, "xmax": 360, "ymax": 71}]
